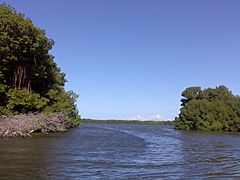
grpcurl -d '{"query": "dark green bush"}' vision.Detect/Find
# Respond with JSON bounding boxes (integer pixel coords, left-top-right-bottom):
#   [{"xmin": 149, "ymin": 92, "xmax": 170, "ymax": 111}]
[{"xmin": 175, "ymin": 85, "xmax": 240, "ymax": 132}]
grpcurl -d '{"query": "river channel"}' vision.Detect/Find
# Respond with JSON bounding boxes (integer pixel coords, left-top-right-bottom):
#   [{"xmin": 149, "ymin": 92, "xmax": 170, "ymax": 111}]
[{"xmin": 0, "ymin": 123, "xmax": 239, "ymax": 179}]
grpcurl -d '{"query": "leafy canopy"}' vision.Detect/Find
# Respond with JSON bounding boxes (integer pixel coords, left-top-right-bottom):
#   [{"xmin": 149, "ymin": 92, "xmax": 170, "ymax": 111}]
[
  {"xmin": 174, "ymin": 85, "xmax": 240, "ymax": 132},
  {"xmin": 0, "ymin": 4, "xmax": 80, "ymax": 124}
]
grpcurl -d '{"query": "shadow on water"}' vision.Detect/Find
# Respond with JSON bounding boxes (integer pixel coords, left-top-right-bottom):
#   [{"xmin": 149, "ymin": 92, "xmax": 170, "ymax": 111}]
[
  {"xmin": 0, "ymin": 134, "xmax": 53, "ymax": 179},
  {"xmin": 0, "ymin": 123, "xmax": 239, "ymax": 179}
]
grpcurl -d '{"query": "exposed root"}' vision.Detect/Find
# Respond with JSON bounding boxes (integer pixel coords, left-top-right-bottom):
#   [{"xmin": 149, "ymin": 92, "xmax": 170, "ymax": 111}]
[{"xmin": 0, "ymin": 113, "xmax": 72, "ymax": 138}]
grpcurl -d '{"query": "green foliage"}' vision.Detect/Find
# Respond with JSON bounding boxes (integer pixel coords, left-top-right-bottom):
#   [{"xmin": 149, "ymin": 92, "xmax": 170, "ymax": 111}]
[
  {"xmin": 175, "ymin": 85, "xmax": 240, "ymax": 132},
  {"xmin": 0, "ymin": 3, "xmax": 65, "ymax": 95},
  {"xmin": 0, "ymin": 4, "xmax": 80, "ymax": 124},
  {"xmin": 43, "ymin": 89, "xmax": 80, "ymax": 119},
  {"xmin": 6, "ymin": 88, "xmax": 49, "ymax": 113}
]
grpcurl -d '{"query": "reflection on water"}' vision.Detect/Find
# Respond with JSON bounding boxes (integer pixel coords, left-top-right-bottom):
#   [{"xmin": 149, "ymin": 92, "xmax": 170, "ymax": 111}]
[{"xmin": 0, "ymin": 123, "xmax": 239, "ymax": 179}]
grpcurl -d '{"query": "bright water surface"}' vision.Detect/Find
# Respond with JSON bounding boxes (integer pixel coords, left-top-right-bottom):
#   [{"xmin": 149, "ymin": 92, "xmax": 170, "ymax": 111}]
[{"xmin": 0, "ymin": 123, "xmax": 239, "ymax": 179}]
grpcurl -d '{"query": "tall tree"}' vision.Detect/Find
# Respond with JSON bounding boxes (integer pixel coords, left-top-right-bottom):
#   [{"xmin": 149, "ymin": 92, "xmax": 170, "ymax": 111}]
[
  {"xmin": 0, "ymin": 4, "xmax": 80, "ymax": 122},
  {"xmin": 0, "ymin": 3, "xmax": 58, "ymax": 94}
]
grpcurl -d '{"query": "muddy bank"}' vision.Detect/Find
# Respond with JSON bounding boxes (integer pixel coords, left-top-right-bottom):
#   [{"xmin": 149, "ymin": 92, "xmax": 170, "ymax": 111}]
[{"xmin": 0, "ymin": 113, "xmax": 75, "ymax": 138}]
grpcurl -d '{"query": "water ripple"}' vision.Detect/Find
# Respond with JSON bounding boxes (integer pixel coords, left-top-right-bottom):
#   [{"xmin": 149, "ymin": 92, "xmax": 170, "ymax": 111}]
[{"xmin": 0, "ymin": 123, "xmax": 239, "ymax": 179}]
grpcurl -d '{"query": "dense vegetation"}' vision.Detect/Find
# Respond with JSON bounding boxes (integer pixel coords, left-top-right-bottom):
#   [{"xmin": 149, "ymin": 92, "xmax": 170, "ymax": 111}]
[
  {"xmin": 82, "ymin": 119, "xmax": 173, "ymax": 125},
  {"xmin": 174, "ymin": 85, "xmax": 240, "ymax": 131},
  {"xmin": 0, "ymin": 4, "xmax": 80, "ymax": 125}
]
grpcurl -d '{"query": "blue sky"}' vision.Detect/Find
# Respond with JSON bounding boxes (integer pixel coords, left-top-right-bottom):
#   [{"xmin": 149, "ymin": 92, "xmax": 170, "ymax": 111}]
[{"xmin": 3, "ymin": 0, "xmax": 240, "ymax": 120}]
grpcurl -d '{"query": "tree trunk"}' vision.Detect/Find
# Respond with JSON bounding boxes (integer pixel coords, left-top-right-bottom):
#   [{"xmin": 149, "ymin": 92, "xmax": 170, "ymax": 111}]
[{"xmin": 12, "ymin": 64, "xmax": 32, "ymax": 93}]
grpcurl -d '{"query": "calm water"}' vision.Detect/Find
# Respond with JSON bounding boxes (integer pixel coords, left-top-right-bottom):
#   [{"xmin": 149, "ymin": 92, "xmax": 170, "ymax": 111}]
[{"xmin": 0, "ymin": 123, "xmax": 239, "ymax": 179}]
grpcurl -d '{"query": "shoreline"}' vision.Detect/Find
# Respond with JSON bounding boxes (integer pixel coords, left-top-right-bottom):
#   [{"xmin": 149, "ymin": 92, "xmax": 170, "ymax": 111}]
[{"xmin": 81, "ymin": 119, "xmax": 173, "ymax": 125}]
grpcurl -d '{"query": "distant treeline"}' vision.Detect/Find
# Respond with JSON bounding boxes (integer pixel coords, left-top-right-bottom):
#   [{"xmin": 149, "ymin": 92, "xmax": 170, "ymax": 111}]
[{"xmin": 82, "ymin": 119, "xmax": 173, "ymax": 125}]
